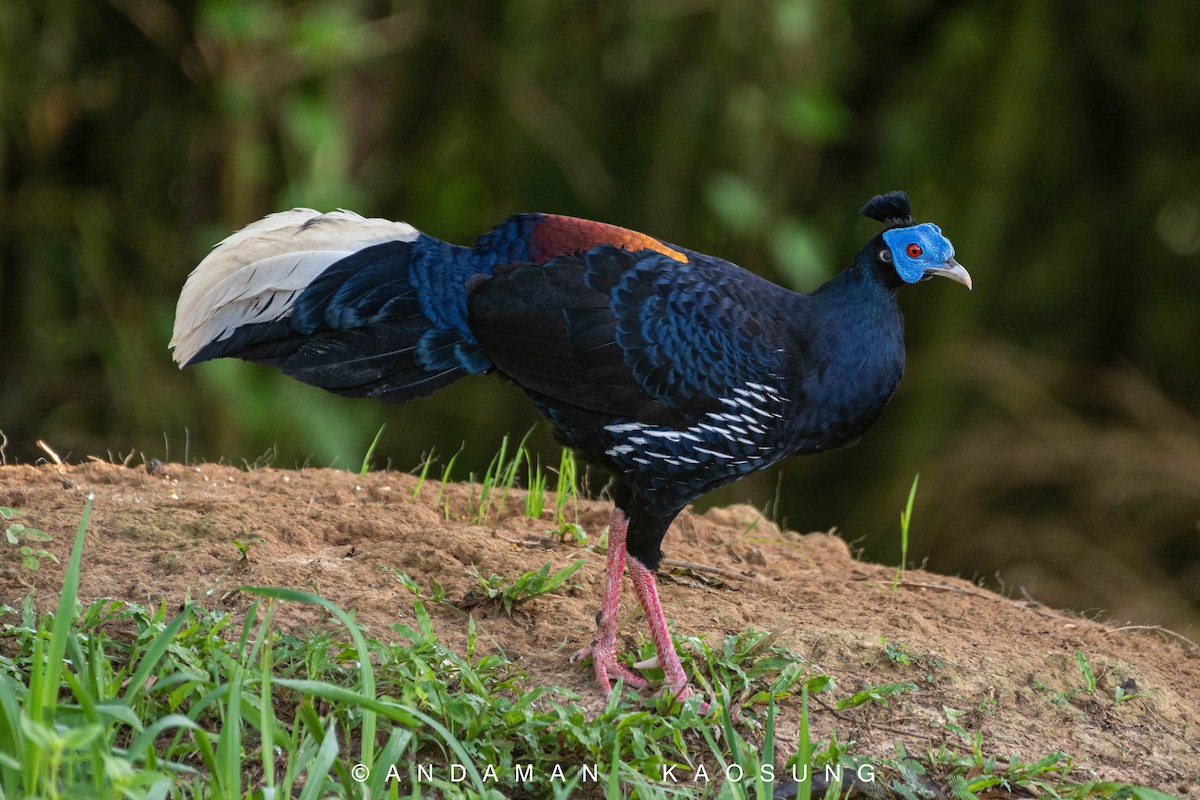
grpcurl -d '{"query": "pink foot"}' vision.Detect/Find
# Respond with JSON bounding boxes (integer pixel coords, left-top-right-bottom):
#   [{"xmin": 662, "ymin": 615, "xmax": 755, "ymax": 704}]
[
  {"xmin": 571, "ymin": 640, "xmax": 649, "ymax": 690},
  {"xmin": 628, "ymin": 557, "xmax": 709, "ymax": 710},
  {"xmin": 573, "ymin": 509, "xmax": 649, "ymax": 693},
  {"xmin": 574, "ymin": 508, "xmax": 709, "ymax": 710}
]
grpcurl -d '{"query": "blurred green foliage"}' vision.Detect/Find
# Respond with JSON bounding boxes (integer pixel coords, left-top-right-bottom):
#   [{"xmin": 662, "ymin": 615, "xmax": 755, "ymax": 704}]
[{"xmin": 1, "ymin": 1, "xmax": 1198, "ymax": 627}]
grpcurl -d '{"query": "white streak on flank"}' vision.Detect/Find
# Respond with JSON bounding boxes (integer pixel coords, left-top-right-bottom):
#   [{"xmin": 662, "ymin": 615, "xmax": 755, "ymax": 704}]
[
  {"xmin": 632, "ymin": 457, "xmax": 651, "ymax": 465},
  {"xmin": 606, "ymin": 422, "xmax": 646, "ymax": 433},
  {"xmin": 739, "ymin": 415, "xmax": 769, "ymax": 434},
  {"xmin": 745, "ymin": 381, "xmax": 787, "ymax": 404},
  {"xmin": 732, "ymin": 387, "xmax": 767, "ymax": 403},
  {"xmin": 643, "ymin": 429, "xmax": 701, "ymax": 443},
  {"xmin": 737, "ymin": 437, "xmax": 755, "ymax": 445},
  {"xmin": 726, "ymin": 424, "xmax": 748, "ymax": 435},
  {"xmin": 747, "ymin": 380, "xmax": 783, "ymax": 396},
  {"xmin": 693, "ymin": 447, "xmax": 734, "ymax": 460},
  {"xmin": 171, "ymin": 209, "xmax": 420, "ymax": 365},
  {"xmin": 677, "ymin": 456, "xmax": 699, "ymax": 464},
  {"xmin": 606, "ymin": 444, "xmax": 636, "ymax": 456},
  {"xmin": 647, "ymin": 452, "xmax": 681, "ymax": 465},
  {"xmin": 718, "ymin": 398, "xmax": 738, "ymax": 408},
  {"xmin": 629, "ymin": 436, "xmax": 648, "ymax": 445},
  {"xmin": 697, "ymin": 423, "xmax": 733, "ymax": 439}
]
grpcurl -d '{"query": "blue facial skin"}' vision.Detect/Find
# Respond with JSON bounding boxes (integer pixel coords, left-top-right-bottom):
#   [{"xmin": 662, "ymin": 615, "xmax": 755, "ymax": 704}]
[{"xmin": 883, "ymin": 224, "xmax": 955, "ymax": 284}]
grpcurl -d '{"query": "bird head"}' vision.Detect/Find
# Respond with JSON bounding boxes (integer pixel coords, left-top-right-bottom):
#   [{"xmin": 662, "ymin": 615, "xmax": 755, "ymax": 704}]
[{"xmin": 861, "ymin": 191, "xmax": 972, "ymax": 290}]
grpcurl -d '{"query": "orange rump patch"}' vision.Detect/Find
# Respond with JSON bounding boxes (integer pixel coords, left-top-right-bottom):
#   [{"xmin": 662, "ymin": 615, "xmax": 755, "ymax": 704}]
[{"xmin": 531, "ymin": 215, "xmax": 687, "ymax": 264}]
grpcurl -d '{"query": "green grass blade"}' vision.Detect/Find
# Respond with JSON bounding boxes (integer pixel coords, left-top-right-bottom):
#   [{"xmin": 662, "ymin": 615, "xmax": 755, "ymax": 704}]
[
  {"xmin": 240, "ymin": 587, "xmax": 377, "ymax": 769},
  {"xmin": 23, "ymin": 633, "xmax": 45, "ymax": 792},
  {"xmin": 606, "ymin": 735, "xmax": 621, "ymax": 798},
  {"xmin": 894, "ymin": 473, "xmax": 919, "ymax": 591},
  {"xmin": 216, "ymin": 664, "xmax": 244, "ymax": 800},
  {"xmin": 191, "ymin": 728, "xmax": 219, "ymax": 790},
  {"xmin": 366, "ymin": 727, "xmax": 413, "ymax": 799},
  {"xmin": 260, "ymin": 618, "xmax": 275, "ymax": 793},
  {"xmin": 798, "ymin": 684, "xmax": 812, "ymax": 800},
  {"xmin": 38, "ymin": 495, "xmax": 93, "ymax": 718},
  {"xmin": 1074, "ymin": 649, "xmax": 1097, "ymax": 693},
  {"xmin": 717, "ymin": 684, "xmax": 741, "ymax": 767},
  {"xmin": 412, "ymin": 446, "xmax": 435, "ymax": 499},
  {"xmin": 358, "ymin": 423, "xmax": 387, "ymax": 482},
  {"xmin": 525, "ymin": 451, "xmax": 547, "ymax": 518},
  {"xmin": 475, "ymin": 434, "xmax": 509, "ymax": 523},
  {"xmin": 296, "ymin": 722, "xmax": 339, "ymax": 800},
  {"xmin": 121, "ymin": 607, "xmax": 193, "ymax": 709},
  {"xmin": 125, "ymin": 714, "xmax": 203, "ymax": 763},
  {"xmin": 436, "ymin": 446, "xmax": 463, "ymax": 521},
  {"xmin": 553, "ymin": 448, "xmax": 578, "ymax": 525},
  {"xmin": 0, "ymin": 674, "xmax": 23, "ymax": 797},
  {"xmin": 760, "ymin": 693, "xmax": 776, "ymax": 800}
]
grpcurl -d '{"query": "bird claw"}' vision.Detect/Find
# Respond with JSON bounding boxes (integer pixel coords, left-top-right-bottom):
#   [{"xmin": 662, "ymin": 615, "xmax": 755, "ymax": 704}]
[
  {"xmin": 575, "ymin": 642, "xmax": 712, "ymax": 710},
  {"xmin": 573, "ymin": 641, "xmax": 649, "ymax": 690},
  {"xmin": 606, "ymin": 661, "xmax": 650, "ymax": 690},
  {"xmin": 569, "ymin": 643, "xmax": 594, "ymax": 665}
]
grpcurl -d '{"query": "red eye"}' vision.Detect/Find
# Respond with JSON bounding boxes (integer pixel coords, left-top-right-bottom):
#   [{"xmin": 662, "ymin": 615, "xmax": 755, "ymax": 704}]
[{"xmin": 906, "ymin": 243, "xmax": 923, "ymax": 258}]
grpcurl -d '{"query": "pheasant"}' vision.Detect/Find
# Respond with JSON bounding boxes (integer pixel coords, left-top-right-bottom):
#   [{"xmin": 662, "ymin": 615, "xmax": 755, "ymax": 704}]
[{"xmin": 171, "ymin": 191, "xmax": 970, "ymax": 702}]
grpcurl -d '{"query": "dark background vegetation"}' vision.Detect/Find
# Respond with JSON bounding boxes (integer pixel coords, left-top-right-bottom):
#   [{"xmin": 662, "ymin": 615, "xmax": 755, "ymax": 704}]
[{"xmin": 2, "ymin": 1, "xmax": 1198, "ymax": 631}]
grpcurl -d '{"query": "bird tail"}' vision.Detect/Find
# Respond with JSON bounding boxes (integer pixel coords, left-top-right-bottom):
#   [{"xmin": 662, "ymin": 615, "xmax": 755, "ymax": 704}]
[{"xmin": 170, "ymin": 208, "xmax": 492, "ymax": 403}]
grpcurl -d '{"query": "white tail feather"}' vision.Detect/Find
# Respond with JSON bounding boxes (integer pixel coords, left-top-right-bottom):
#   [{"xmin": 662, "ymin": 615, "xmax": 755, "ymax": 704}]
[{"xmin": 171, "ymin": 209, "xmax": 419, "ymax": 365}]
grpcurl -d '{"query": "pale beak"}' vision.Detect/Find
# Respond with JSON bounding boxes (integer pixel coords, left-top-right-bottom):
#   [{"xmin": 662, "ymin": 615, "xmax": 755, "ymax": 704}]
[{"xmin": 925, "ymin": 258, "xmax": 972, "ymax": 290}]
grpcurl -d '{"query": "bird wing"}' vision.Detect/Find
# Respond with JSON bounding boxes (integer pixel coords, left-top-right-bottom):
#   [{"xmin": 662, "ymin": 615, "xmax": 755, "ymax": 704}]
[{"xmin": 466, "ymin": 244, "xmax": 790, "ymax": 423}]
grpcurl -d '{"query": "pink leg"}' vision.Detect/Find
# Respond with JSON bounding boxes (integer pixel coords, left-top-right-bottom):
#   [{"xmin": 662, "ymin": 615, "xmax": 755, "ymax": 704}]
[
  {"xmin": 628, "ymin": 557, "xmax": 694, "ymax": 701},
  {"xmin": 570, "ymin": 509, "xmax": 648, "ymax": 691}
]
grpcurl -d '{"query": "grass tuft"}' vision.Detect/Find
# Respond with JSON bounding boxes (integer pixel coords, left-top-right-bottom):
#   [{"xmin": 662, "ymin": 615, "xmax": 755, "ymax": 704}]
[{"xmin": 457, "ymin": 559, "xmax": 585, "ymax": 615}]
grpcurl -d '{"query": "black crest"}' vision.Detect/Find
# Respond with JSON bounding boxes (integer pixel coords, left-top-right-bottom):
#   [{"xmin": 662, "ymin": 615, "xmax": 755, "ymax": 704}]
[{"xmin": 860, "ymin": 191, "xmax": 914, "ymax": 228}]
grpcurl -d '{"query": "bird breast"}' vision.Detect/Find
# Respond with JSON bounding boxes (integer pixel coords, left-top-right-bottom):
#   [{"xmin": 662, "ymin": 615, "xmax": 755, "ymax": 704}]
[{"xmin": 786, "ymin": 308, "xmax": 905, "ymax": 453}]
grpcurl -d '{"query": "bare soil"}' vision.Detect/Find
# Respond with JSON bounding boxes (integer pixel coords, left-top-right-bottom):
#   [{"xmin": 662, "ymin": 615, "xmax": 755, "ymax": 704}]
[{"xmin": 1, "ymin": 461, "xmax": 1197, "ymax": 794}]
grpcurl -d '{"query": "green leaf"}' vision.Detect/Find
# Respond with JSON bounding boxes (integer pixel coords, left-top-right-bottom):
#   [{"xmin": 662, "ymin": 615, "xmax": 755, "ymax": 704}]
[
  {"xmin": 836, "ymin": 681, "xmax": 916, "ymax": 710},
  {"xmin": 1074, "ymin": 649, "xmax": 1096, "ymax": 693}
]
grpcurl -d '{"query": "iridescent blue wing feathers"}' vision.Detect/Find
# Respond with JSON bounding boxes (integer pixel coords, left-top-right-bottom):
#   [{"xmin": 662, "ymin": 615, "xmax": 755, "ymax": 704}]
[{"xmin": 466, "ymin": 245, "xmax": 788, "ymax": 421}]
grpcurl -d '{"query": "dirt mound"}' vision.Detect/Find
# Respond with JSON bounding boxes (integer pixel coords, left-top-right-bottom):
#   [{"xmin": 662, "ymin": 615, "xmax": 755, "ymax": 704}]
[{"xmin": 1, "ymin": 461, "xmax": 1197, "ymax": 792}]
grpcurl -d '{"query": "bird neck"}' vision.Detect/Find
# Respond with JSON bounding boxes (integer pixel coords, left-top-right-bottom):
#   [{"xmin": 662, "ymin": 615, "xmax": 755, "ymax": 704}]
[
  {"xmin": 812, "ymin": 242, "xmax": 903, "ymax": 303},
  {"xmin": 786, "ymin": 246, "xmax": 906, "ymax": 434},
  {"xmin": 801, "ymin": 252, "xmax": 903, "ymax": 348}
]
